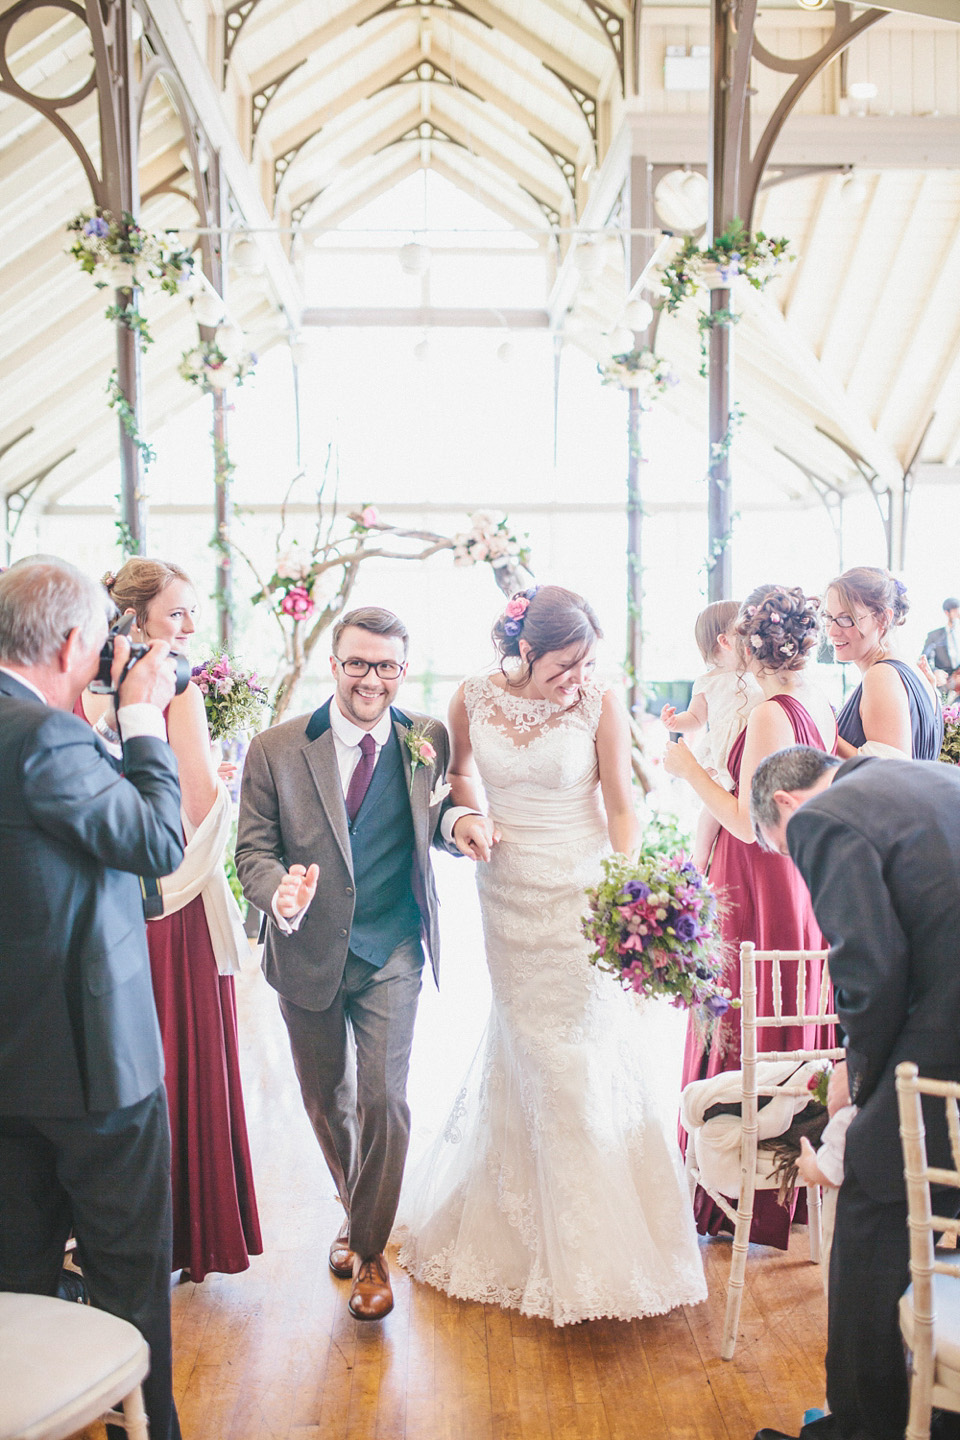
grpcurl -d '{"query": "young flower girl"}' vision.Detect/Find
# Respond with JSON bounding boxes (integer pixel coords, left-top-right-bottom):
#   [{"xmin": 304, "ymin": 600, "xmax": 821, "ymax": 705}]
[{"xmin": 660, "ymin": 600, "xmax": 762, "ymax": 870}]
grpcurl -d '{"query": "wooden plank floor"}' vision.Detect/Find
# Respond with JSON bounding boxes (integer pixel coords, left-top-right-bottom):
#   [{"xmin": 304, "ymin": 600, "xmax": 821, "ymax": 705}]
[{"xmin": 82, "ymin": 955, "xmax": 828, "ymax": 1440}]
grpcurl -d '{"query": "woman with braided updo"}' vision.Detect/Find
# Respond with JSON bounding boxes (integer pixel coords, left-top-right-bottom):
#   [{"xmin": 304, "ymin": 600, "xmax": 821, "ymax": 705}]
[
  {"xmin": 825, "ymin": 567, "xmax": 942, "ymax": 759},
  {"xmin": 664, "ymin": 582, "xmax": 838, "ymax": 1248}
]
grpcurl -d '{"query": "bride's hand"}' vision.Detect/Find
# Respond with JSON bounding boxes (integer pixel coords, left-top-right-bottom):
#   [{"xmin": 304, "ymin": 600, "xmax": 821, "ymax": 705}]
[
  {"xmin": 453, "ymin": 813, "xmax": 500, "ymax": 862},
  {"xmin": 662, "ymin": 738, "xmax": 699, "ymax": 782}
]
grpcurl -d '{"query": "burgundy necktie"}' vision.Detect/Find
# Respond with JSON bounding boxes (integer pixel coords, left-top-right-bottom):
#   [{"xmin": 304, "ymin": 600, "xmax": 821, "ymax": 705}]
[{"xmin": 345, "ymin": 732, "xmax": 377, "ymax": 822}]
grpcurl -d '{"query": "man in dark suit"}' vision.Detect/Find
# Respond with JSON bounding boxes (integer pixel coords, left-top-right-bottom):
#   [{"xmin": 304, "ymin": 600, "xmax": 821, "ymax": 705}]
[
  {"xmin": 0, "ymin": 557, "xmax": 185, "ymax": 1440},
  {"xmin": 748, "ymin": 746, "xmax": 960, "ymax": 1440},
  {"xmin": 923, "ymin": 596, "xmax": 960, "ymax": 695},
  {"xmin": 237, "ymin": 606, "xmax": 491, "ymax": 1322}
]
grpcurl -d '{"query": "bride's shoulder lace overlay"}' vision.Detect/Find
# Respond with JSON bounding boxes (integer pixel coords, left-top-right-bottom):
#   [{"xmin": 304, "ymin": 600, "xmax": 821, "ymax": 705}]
[{"xmin": 463, "ymin": 673, "xmax": 606, "ymax": 739}]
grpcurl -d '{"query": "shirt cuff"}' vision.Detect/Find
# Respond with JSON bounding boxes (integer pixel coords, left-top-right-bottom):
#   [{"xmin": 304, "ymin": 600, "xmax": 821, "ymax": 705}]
[
  {"xmin": 271, "ymin": 890, "xmax": 308, "ymax": 934},
  {"xmin": 441, "ymin": 805, "xmax": 483, "ymax": 844},
  {"xmin": 116, "ymin": 702, "xmax": 168, "ymax": 744}
]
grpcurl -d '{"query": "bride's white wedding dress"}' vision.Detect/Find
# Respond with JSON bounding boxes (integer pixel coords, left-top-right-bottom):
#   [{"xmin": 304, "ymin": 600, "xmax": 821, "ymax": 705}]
[{"xmin": 396, "ymin": 674, "xmax": 706, "ymax": 1325}]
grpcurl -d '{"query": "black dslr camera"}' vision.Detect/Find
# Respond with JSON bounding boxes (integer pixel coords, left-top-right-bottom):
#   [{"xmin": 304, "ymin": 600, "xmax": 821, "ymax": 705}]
[{"xmin": 89, "ymin": 613, "xmax": 191, "ymax": 696}]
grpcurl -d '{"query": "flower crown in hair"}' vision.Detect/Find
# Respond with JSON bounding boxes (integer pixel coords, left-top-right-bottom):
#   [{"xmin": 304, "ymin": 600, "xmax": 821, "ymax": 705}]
[{"xmin": 501, "ymin": 585, "xmax": 540, "ymax": 639}]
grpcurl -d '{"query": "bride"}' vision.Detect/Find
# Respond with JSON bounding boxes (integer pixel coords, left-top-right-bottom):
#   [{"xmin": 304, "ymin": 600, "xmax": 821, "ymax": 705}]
[{"xmin": 397, "ymin": 585, "xmax": 706, "ymax": 1324}]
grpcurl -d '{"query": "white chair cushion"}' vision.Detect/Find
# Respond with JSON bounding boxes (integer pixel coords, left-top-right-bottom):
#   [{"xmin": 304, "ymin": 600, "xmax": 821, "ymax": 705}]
[
  {"xmin": 0, "ymin": 1293, "xmax": 148, "ymax": 1440},
  {"xmin": 899, "ymin": 1255, "xmax": 960, "ymax": 1396}
]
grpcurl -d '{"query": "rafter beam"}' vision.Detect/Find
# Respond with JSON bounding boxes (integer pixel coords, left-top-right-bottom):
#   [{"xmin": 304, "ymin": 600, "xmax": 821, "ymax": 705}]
[
  {"xmin": 301, "ymin": 154, "xmax": 422, "ymax": 232},
  {"xmin": 302, "ymin": 307, "xmax": 549, "ymax": 327},
  {"xmin": 141, "ymin": 0, "xmax": 301, "ymax": 322},
  {"xmin": 408, "ymin": 106, "xmax": 567, "ymax": 208},
  {"xmin": 264, "ymin": 48, "xmax": 423, "ymax": 158},
  {"xmin": 247, "ymin": 0, "xmax": 396, "ymax": 94},
  {"xmin": 737, "ymin": 292, "xmax": 903, "ymax": 486},
  {"xmin": 448, "ymin": 0, "xmax": 598, "ymax": 97},
  {"xmin": 602, "ymin": 113, "xmax": 960, "ymax": 169},
  {"xmin": 430, "ymin": 154, "xmax": 548, "ymax": 232}
]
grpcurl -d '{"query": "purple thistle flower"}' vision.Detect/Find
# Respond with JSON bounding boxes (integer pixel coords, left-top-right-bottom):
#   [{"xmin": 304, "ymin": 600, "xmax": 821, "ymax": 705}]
[{"xmin": 84, "ymin": 216, "xmax": 110, "ymax": 238}]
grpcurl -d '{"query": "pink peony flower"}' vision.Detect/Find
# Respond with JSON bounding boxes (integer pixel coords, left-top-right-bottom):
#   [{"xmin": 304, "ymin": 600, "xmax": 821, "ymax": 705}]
[
  {"xmin": 419, "ymin": 740, "xmax": 437, "ymax": 763},
  {"xmin": 360, "ymin": 505, "xmax": 379, "ymax": 527},
  {"xmin": 281, "ymin": 585, "xmax": 315, "ymax": 620},
  {"xmin": 504, "ymin": 597, "xmax": 529, "ymax": 620}
]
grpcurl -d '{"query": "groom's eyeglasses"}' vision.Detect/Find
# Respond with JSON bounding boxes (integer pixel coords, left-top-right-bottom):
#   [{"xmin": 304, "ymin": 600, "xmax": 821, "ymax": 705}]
[{"xmin": 335, "ymin": 657, "xmax": 406, "ymax": 679}]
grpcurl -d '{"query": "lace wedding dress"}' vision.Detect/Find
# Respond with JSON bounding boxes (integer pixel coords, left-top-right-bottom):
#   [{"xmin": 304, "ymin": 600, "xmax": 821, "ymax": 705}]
[{"xmin": 396, "ymin": 675, "xmax": 706, "ymax": 1324}]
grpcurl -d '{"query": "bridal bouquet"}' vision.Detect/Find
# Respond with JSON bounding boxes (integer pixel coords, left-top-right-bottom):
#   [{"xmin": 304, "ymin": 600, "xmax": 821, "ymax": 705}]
[
  {"xmin": 191, "ymin": 655, "xmax": 268, "ymax": 741},
  {"xmin": 582, "ymin": 830, "xmax": 732, "ymax": 1018}
]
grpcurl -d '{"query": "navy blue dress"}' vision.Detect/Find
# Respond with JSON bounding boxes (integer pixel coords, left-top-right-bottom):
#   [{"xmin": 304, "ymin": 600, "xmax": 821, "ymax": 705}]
[{"xmin": 837, "ymin": 659, "xmax": 944, "ymax": 760}]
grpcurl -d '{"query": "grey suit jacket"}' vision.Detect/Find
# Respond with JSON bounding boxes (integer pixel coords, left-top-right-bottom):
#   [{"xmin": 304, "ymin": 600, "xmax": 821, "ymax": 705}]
[
  {"xmin": 236, "ymin": 699, "xmax": 459, "ymax": 1011},
  {"xmin": 0, "ymin": 672, "xmax": 184, "ymax": 1117},
  {"xmin": 923, "ymin": 625, "xmax": 959, "ymax": 677}
]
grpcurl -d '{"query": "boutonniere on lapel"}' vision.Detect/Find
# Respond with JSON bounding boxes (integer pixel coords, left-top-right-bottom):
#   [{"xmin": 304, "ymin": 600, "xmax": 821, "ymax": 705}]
[{"xmin": 404, "ymin": 723, "xmax": 437, "ymax": 796}]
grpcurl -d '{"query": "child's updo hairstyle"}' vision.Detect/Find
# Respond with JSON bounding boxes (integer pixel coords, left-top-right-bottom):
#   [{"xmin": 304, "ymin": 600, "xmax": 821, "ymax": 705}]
[
  {"xmin": 735, "ymin": 584, "xmax": 819, "ymax": 673},
  {"xmin": 825, "ymin": 565, "xmax": 908, "ymax": 639},
  {"xmin": 694, "ymin": 599, "xmax": 740, "ymax": 665},
  {"xmin": 493, "ymin": 583, "xmax": 602, "ymax": 689},
  {"xmin": 105, "ymin": 557, "xmax": 191, "ymax": 631}
]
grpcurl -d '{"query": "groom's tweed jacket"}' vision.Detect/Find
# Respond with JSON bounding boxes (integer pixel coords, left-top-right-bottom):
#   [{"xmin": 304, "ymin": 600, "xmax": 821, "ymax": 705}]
[{"xmin": 236, "ymin": 700, "xmax": 458, "ymax": 1011}]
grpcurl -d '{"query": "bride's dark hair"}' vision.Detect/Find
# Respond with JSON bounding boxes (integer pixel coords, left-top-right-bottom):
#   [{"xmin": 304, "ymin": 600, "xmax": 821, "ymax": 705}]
[{"xmin": 493, "ymin": 584, "xmax": 602, "ymax": 690}]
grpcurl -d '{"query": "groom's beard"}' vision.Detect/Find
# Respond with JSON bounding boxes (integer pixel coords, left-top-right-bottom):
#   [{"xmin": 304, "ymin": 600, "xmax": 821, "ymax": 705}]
[{"xmin": 335, "ymin": 677, "xmax": 398, "ymax": 728}]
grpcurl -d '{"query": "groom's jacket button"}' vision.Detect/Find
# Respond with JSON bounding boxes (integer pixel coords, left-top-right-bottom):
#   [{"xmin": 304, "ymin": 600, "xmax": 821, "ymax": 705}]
[
  {"xmin": 346, "ymin": 887, "xmax": 353, "ymax": 896},
  {"xmin": 339, "ymin": 929, "xmax": 348, "ymax": 937}
]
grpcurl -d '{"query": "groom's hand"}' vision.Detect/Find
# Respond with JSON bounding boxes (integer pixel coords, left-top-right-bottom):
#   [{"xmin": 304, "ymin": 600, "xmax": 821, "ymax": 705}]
[
  {"xmin": 452, "ymin": 814, "xmax": 499, "ymax": 862},
  {"xmin": 275, "ymin": 862, "xmax": 320, "ymax": 917}
]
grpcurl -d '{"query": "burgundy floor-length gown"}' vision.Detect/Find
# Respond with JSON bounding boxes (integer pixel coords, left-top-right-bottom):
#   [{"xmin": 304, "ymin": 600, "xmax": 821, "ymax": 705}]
[
  {"xmin": 76, "ymin": 697, "xmax": 262, "ymax": 1279},
  {"xmin": 681, "ymin": 693, "xmax": 837, "ymax": 1250}
]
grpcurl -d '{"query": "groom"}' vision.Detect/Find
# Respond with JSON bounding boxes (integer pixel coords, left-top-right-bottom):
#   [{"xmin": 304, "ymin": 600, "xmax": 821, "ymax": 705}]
[{"xmin": 236, "ymin": 607, "xmax": 491, "ymax": 1320}]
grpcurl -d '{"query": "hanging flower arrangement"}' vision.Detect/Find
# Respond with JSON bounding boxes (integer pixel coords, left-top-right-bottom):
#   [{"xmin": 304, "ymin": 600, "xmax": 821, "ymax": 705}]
[
  {"xmin": 178, "ymin": 339, "xmax": 257, "ymax": 394},
  {"xmin": 658, "ymin": 219, "xmax": 794, "ymax": 316},
  {"xmin": 451, "ymin": 512, "xmax": 530, "ymax": 572},
  {"xmin": 599, "ymin": 348, "xmax": 679, "ymax": 407},
  {"xmin": 67, "ymin": 211, "xmax": 193, "ymax": 299}
]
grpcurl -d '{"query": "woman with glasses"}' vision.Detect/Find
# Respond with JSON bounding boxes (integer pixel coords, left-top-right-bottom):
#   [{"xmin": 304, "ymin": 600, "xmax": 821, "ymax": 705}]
[
  {"xmin": 664, "ymin": 583, "xmax": 838, "ymax": 1249},
  {"xmin": 825, "ymin": 567, "xmax": 943, "ymax": 760}
]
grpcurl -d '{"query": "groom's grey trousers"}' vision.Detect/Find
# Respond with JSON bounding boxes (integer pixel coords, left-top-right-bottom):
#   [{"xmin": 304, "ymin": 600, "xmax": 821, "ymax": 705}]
[{"xmin": 278, "ymin": 936, "xmax": 424, "ymax": 1259}]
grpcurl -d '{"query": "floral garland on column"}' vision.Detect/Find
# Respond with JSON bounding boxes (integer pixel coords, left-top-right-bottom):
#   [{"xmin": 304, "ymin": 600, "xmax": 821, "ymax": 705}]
[
  {"xmin": 67, "ymin": 210, "xmax": 195, "ymax": 553},
  {"xmin": 656, "ymin": 218, "xmax": 794, "ymax": 579},
  {"xmin": 598, "ymin": 348, "xmax": 679, "ymax": 406}
]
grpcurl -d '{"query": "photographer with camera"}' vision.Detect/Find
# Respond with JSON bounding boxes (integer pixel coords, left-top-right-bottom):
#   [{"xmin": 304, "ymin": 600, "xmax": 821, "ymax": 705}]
[{"xmin": 0, "ymin": 556, "xmax": 185, "ymax": 1440}]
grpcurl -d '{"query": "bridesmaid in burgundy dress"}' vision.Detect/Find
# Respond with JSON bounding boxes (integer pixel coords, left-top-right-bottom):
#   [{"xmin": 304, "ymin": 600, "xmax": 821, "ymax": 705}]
[
  {"xmin": 78, "ymin": 557, "xmax": 262, "ymax": 1280},
  {"xmin": 664, "ymin": 584, "xmax": 838, "ymax": 1249}
]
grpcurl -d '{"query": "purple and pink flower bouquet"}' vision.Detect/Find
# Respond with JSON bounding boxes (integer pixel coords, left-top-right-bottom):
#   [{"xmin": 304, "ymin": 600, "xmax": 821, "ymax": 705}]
[
  {"xmin": 939, "ymin": 702, "xmax": 960, "ymax": 767},
  {"xmin": 581, "ymin": 826, "xmax": 732, "ymax": 1022},
  {"xmin": 191, "ymin": 654, "xmax": 268, "ymax": 742}
]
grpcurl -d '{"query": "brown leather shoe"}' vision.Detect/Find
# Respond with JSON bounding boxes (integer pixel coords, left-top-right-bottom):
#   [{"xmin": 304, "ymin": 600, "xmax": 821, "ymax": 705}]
[
  {"xmin": 348, "ymin": 1252, "xmax": 393, "ymax": 1321},
  {"xmin": 328, "ymin": 1218, "xmax": 356, "ymax": 1280}
]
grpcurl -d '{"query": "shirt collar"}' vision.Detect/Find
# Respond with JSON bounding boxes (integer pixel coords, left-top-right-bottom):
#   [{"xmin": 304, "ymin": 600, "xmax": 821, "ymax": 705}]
[
  {"xmin": 329, "ymin": 696, "xmax": 394, "ymax": 749},
  {"xmin": 0, "ymin": 665, "xmax": 48, "ymax": 704}
]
